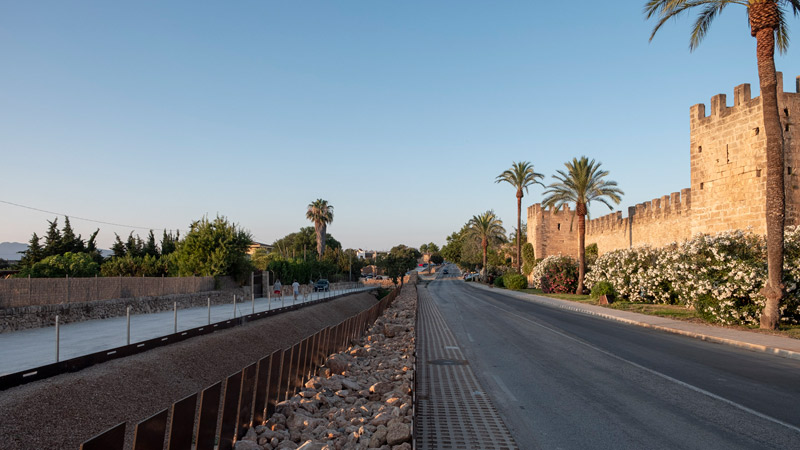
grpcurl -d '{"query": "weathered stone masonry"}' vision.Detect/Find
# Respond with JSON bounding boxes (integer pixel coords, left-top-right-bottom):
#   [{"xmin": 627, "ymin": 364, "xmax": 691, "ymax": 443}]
[{"xmin": 529, "ymin": 74, "xmax": 800, "ymax": 260}]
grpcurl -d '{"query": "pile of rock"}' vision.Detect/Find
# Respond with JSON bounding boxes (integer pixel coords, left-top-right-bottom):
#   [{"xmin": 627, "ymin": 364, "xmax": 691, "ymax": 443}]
[{"xmin": 236, "ymin": 285, "xmax": 417, "ymax": 450}]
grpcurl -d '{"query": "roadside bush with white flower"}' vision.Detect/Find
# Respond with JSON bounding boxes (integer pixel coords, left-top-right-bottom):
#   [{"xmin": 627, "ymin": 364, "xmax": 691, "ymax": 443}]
[{"xmin": 585, "ymin": 228, "xmax": 800, "ymax": 326}]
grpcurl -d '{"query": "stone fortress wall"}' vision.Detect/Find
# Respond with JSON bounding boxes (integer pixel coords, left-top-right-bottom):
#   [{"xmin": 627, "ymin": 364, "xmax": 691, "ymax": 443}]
[{"xmin": 528, "ymin": 74, "xmax": 800, "ymax": 261}]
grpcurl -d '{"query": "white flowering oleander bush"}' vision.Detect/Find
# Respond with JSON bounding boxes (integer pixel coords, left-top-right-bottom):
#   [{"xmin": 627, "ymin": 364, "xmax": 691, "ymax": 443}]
[
  {"xmin": 782, "ymin": 226, "xmax": 800, "ymax": 321},
  {"xmin": 585, "ymin": 228, "xmax": 800, "ymax": 326}
]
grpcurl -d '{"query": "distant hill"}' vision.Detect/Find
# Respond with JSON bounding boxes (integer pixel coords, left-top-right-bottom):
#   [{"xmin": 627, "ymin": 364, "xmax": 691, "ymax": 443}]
[
  {"xmin": 0, "ymin": 242, "xmax": 113, "ymax": 261},
  {"xmin": 0, "ymin": 242, "xmax": 28, "ymax": 261}
]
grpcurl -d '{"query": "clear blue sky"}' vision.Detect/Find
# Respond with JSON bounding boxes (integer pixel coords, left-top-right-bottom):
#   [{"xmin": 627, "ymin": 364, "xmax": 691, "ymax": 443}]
[{"xmin": 1, "ymin": 1, "xmax": 798, "ymax": 251}]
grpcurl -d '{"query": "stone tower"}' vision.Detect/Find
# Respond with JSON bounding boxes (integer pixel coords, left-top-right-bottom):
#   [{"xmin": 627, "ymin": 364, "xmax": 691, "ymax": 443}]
[{"xmin": 689, "ymin": 73, "xmax": 800, "ymax": 235}]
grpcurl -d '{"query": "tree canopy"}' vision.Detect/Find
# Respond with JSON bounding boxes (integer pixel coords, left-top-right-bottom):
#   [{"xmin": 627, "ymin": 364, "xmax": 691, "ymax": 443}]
[
  {"xmin": 379, "ymin": 245, "xmax": 421, "ymax": 286},
  {"xmin": 173, "ymin": 215, "xmax": 253, "ymax": 281}
]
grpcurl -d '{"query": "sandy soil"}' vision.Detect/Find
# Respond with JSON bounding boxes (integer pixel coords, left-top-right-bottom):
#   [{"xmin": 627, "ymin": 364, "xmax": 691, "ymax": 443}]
[{"xmin": 0, "ymin": 292, "xmax": 378, "ymax": 450}]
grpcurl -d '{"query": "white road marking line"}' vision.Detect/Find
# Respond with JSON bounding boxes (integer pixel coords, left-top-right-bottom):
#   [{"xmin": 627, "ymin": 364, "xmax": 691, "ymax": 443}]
[
  {"xmin": 467, "ymin": 333, "xmax": 474, "ymax": 342},
  {"xmin": 492, "ymin": 374, "xmax": 518, "ymax": 402},
  {"xmin": 478, "ymin": 296, "xmax": 800, "ymax": 435}
]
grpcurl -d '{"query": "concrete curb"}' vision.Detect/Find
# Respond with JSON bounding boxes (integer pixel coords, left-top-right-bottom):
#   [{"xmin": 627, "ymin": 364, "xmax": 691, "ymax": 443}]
[{"xmin": 464, "ymin": 281, "xmax": 800, "ymax": 362}]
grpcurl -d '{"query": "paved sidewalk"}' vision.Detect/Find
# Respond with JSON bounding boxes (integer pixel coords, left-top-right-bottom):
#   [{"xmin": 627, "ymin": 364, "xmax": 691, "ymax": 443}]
[
  {"xmin": 467, "ymin": 282, "xmax": 800, "ymax": 361},
  {"xmin": 415, "ymin": 285, "xmax": 518, "ymax": 450},
  {"xmin": 0, "ymin": 286, "xmax": 370, "ymax": 376}
]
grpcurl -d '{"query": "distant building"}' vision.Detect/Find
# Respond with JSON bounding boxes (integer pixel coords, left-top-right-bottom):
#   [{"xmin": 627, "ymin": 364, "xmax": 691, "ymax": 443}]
[
  {"xmin": 247, "ymin": 242, "xmax": 273, "ymax": 256},
  {"xmin": 356, "ymin": 249, "xmax": 386, "ymax": 260}
]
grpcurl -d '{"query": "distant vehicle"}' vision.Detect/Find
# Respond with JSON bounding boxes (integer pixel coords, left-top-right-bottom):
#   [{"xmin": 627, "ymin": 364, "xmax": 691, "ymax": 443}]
[
  {"xmin": 442, "ymin": 269, "xmax": 448, "ymax": 274},
  {"xmin": 313, "ymin": 279, "xmax": 330, "ymax": 292},
  {"xmin": 364, "ymin": 274, "xmax": 374, "ymax": 279},
  {"xmin": 418, "ymin": 263, "xmax": 424, "ymax": 267},
  {"xmin": 375, "ymin": 275, "xmax": 385, "ymax": 280}
]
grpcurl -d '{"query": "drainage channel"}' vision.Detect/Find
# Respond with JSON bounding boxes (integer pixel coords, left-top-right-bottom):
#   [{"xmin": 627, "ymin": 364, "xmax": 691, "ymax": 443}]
[{"xmin": 415, "ymin": 285, "xmax": 518, "ymax": 450}]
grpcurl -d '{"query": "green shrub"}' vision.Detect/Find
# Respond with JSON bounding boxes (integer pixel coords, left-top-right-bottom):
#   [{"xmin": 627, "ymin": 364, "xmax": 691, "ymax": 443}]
[
  {"xmin": 18, "ymin": 252, "xmax": 99, "ymax": 278},
  {"xmin": 522, "ymin": 243, "xmax": 535, "ymax": 264},
  {"xmin": 493, "ymin": 276, "xmax": 505, "ymax": 288},
  {"xmin": 590, "ymin": 281, "xmax": 616, "ymax": 299},
  {"xmin": 503, "ymin": 273, "xmax": 527, "ymax": 290},
  {"xmin": 585, "ymin": 243, "xmax": 599, "ymax": 269}
]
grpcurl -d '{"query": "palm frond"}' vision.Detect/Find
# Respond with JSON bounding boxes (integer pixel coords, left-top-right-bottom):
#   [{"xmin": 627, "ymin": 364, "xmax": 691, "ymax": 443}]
[
  {"xmin": 542, "ymin": 156, "xmax": 624, "ymax": 215},
  {"xmin": 646, "ymin": 0, "xmax": 747, "ymax": 46},
  {"xmin": 495, "ymin": 161, "xmax": 545, "ymax": 195},
  {"xmin": 776, "ymin": 9, "xmax": 790, "ymax": 53},
  {"xmin": 784, "ymin": 0, "xmax": 800, "ymax": 15},
  {"xmin": 690, "ymin": 3, "xmax": 729, "ymax": 50}
]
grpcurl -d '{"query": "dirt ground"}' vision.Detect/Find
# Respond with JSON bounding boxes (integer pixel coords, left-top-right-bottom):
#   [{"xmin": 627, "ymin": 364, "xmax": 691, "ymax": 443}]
[{"xmin": 0, "ymin": 292, "xmax": 378, "ymax": 450}]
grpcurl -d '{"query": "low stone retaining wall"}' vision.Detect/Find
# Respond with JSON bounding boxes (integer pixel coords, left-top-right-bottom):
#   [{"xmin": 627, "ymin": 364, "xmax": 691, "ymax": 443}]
[
  {"xmin": 237, "ymin": 282, "xmax": 417, "ymax": 450},
  {"xmin": 0, "ymin": 287, "xmax": 249, "ymax": 334}
]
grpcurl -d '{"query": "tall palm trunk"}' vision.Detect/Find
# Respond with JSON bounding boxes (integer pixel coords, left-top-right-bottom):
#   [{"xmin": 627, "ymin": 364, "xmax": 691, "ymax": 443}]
[
  {"xmin": 516, "ymin": 189, "xmax": 523, "ymax": 273},
  {"xmin": 751, "ymin": 1, "xmax": 785, "ymax": 329},
  {"xmin": 576, "ymin": 202, "xmax": 587, "ymax": 295},
  {"xmin": 482, "ymin": 237, "xmax": 488, "ymax": 281},
  {"xmin": 315, "ymin": 223, "xmax": 326, "ymax": 258}
]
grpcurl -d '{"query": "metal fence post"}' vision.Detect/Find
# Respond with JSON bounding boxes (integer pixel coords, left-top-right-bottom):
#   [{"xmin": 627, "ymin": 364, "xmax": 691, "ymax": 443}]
[
  {"xmin": 66, "ymin": 274, "xmax": 70, "ymax": 304},
  {"xmin": 127, "ymin": 306, "xmax": 131, "ymax": 345},
  {"xmin": 55, "ymin": 315, "xmax": 60, "ymax": 362},
  {"xmin": 232, "ymin": 295, "xmax": 237, "ymax": 318},
  {"xmin": 208, "ymin": 297, "xmax": 211, "ymax": 325},
  {"xmin": 174, "ymin": 302, "xmax": 178, "ymax": 333}
]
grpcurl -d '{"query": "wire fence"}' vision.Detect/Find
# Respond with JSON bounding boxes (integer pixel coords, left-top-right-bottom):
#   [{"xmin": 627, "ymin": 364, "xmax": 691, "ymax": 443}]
[
  {"xmin": 0, "ymin": 276, "xmax": 216, "ymax": 309},
  {"xmin": 78, "ymin": 287, "xmax": 400, "ymax": 450}
]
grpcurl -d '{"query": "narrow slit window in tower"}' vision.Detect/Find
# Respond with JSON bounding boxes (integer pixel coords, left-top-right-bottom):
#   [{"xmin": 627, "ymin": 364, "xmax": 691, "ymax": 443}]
[
  {"xmin": 557, "ymin": 223, "xmax": 561, "ymax": 231},
  {"xmin": 700, "ymin": 182, "xmax": 704, "ymax": 190}
]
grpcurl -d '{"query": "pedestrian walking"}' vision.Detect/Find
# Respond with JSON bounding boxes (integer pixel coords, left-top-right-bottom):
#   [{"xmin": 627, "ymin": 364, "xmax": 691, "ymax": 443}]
[
  {"xmin": 292, "ymin": 280, "xmax": 300, "ymax": 302},
  {"xmin": 273, "ymin": 279, "xmax": 282, "ymax": 298}
]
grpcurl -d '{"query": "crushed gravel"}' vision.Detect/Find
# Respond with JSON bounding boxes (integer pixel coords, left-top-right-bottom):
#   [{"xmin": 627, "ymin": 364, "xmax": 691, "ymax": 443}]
[{"xmin": 0, "ymin": 292, "xmax": 378, "ymax": 450}]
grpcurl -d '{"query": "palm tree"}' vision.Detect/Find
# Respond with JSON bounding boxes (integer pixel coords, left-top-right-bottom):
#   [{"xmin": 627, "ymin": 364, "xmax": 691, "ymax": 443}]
[
  {"xmin": 306, "ymin": 199, "xmax": 334, "ymax": 258},
  {"xmin": 496, "ymin": 161, "xmax": 545, "ymax": 274},
  {"xmin": 645, "ymin": 0, "xmax": 798, "ymax": 329},
  {"xmin": 542, "ymin": 157, "xmax": 623, "ymax": 295},
  {"xmin": 467, "ymin": 210, "xmax": 506, "ymax": 281}
]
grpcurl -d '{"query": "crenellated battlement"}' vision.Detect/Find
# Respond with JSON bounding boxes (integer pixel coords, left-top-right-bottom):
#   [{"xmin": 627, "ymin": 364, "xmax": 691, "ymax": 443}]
[
  {"xmin": 690, "ymin": 73, "xmax": 800, "ymax": 123},
  {"xmin": 527, "ymin": 74, "xmax": 800, "ymax": 263}
]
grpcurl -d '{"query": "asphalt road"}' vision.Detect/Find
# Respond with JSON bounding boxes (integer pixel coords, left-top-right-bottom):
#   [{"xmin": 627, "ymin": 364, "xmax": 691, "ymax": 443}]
[{"xmin": 427, "ymin": 269, "xmax": 800, "ymax": 449}]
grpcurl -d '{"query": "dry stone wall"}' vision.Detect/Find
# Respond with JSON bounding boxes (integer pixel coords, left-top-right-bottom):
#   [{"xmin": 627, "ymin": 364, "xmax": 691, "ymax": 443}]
[{"xmin": 528, "ymin": 74, "xmax": 800, "ymax": 259}]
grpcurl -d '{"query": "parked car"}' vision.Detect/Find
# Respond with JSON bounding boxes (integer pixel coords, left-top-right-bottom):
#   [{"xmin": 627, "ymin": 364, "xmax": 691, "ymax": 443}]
[{"xmin": 313, "ymin": 279, "xmax": 330, "ymax": 292}]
